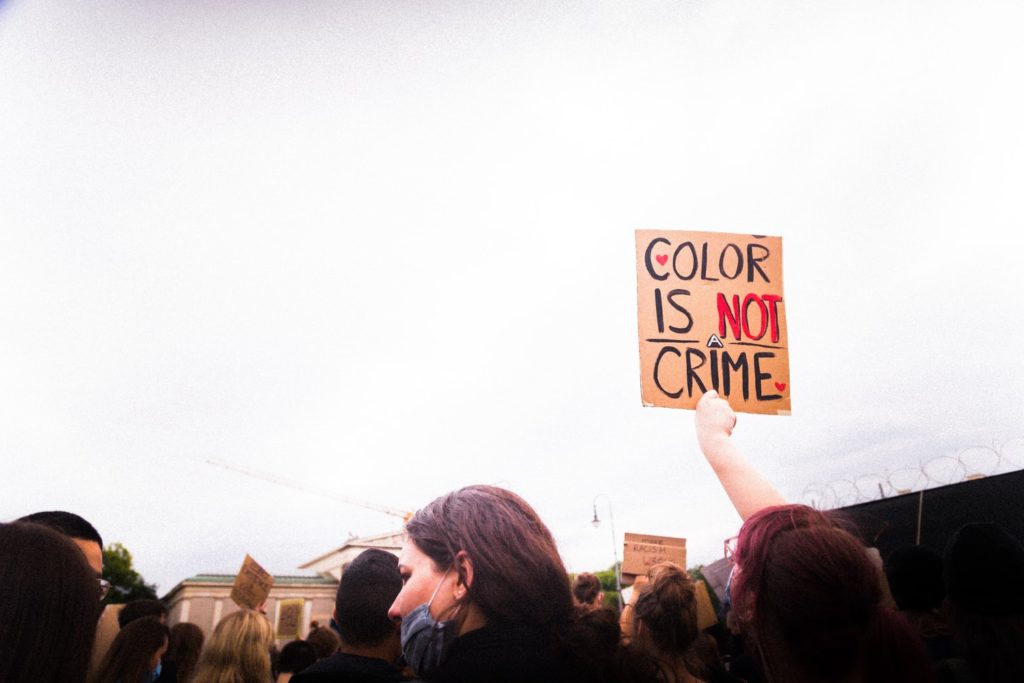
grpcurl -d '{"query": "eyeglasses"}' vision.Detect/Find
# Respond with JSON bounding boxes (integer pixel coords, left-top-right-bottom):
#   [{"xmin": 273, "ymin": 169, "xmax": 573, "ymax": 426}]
[
  {"xmin": 724, "ymin": 536, "xmax": 738, "ymax": 563},
  {"xmin": 98, "ymin": 579, "xmax": 111, "ymax": 601}
]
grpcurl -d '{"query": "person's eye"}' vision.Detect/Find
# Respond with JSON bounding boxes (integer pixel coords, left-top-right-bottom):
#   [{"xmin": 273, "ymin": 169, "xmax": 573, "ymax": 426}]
[{"xmin": 400, "ymin": 572, "xmax": 411, "ymax": 585}]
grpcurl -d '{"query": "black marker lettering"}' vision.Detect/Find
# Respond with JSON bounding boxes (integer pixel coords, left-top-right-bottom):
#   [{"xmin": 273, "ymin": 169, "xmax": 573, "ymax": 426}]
[
  {"xmin": 666, "ymin": 289, "xmax": 693, "ymax": 333},
  {"xmin": 644, "ymin": 238, "xmax": 670, "ymax": 281},
  {"xmin": 653, "ymin": 346, "xmax": 684, "ymax": 399},
  {"xmin": 754, "ymin": 351, "xmax": 781, "ymax": 400}
]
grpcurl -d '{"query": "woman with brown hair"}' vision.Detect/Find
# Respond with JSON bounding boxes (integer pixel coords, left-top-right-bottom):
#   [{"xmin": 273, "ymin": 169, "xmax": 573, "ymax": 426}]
[
  {"xmin": 387, "ymin": 485, "xmax": 602, "ymax": 682},
  {"xmin": 91, "ymin": 615, "xmax": 170, "ymax": 683},
  {"xmin": 191, "ymin": 608, "xmax": 275, "ymax": 683},
  {"xmin": 0, "ymin": 521, "xmax": 101, "ymax": 683},
  {"xmin": 630, "ymin": 562, "xmax": 705, "ymax": 683},
  {"xmin": 571, "ymin": 572, "xmax": 606, "ymax": 610},
  {"xmin": 158, "ymin": 621, "xmax": 205, "ymax": 683}
]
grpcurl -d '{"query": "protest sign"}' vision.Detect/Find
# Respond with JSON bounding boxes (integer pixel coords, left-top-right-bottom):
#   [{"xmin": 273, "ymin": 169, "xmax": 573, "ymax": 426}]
[
  {"xmin": 635, "ymin": 230, "xmax": 790, "ymax": 415},
  {"xmin": 276, "ymin": 598, "xmax": 304, "ymax": 639},
  {"xmin": 621, "ymin": 532, "xmax": 687, "ymax": 576},
  {"xmin": 230, "ymin": 554, "xmax": 274, "ymax": 610},
  {"xmin": 694, "ymin": 579, "xmax": 718, "ymax": 631}
]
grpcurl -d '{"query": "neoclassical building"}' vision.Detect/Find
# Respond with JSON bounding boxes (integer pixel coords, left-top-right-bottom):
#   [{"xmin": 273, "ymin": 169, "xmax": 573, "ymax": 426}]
[{"xmin": 162, "ymin": 530, "xmax": 403, "ymax": 640}]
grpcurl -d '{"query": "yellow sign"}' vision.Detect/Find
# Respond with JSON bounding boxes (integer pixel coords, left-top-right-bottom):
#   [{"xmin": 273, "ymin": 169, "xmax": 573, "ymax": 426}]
[{"xmin": 276, "ymin": 599, "xmax": 304, "ymax": 639}]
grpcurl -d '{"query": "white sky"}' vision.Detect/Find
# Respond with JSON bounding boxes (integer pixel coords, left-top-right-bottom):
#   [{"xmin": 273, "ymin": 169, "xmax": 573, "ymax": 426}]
[{"xmin": 2, "ymin": 0, "xmax": 1023, "ymax": 594}]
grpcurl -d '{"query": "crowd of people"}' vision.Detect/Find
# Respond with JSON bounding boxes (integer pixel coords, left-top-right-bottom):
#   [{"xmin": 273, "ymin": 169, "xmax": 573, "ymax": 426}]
[{"xmin": 3, "ymin": 390, "xmax": 1023, "ymax": 682}]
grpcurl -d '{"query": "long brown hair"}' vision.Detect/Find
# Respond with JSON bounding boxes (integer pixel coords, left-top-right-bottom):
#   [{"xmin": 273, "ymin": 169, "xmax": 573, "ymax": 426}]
[
  {"xmin": 92, "ymin": 615, "xmax": 169, "ymax": 683},
  {"xmin": 405, "ymin": 485, "xmax": 573, "ymax": 627},
  {"xmin": 0, "ymin": 522, "xmax": 101, "ymax": 683},
  {"xmin": 166, "ymin": 622, "xmax": 205, "ymax": 683}
]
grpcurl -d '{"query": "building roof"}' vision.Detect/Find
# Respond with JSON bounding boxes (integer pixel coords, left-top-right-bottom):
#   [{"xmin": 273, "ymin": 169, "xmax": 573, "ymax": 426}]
[
  {"xmin": 299, "ymin": 530, "xmax": 404, "ymax": 569},
  {"xmin": 161, "ymin": 573, "xmax": 338, "ymax": 602}
]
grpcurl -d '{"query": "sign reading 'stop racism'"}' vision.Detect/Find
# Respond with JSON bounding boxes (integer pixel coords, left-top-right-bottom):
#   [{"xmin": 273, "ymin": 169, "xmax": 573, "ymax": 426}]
[{"xmin": 635, "ymin": 230, "xmax": 790, "ymax": 415}]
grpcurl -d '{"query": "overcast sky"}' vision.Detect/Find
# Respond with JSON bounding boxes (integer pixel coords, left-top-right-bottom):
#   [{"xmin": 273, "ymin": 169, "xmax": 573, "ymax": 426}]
[{"xmin": 2, "ymin": 0, "xmax": 1023, "ymax": 594}]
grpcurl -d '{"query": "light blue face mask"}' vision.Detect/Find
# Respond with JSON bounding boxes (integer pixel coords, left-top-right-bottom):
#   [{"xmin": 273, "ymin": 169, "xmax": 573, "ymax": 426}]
[
  {"xmin": 400, "ymin": 569, "xmax": 461, "ymax": 678},
  {"xmin": 148, "ymin": 661, "xmax": 162, "ymax": 682}
]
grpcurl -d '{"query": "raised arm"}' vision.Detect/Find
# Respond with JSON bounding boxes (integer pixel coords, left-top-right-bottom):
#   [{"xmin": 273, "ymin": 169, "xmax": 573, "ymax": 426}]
[{"xmin": 695, "ymin": 390, "xmax": 786, "ymax": 520}]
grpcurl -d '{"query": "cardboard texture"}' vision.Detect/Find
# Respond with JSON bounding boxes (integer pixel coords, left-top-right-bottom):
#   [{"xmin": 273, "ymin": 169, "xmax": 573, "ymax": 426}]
[
  {"xmin": 635, "ymin": 230, "xmax": 791, "ymax": 415},
  {"xmin": 621, "ymin": 532, "xmax": 687, "ymax": 576},
  {"xmin": 276, "ymin": 598, "xmax": 304, "ymax": 639},
  {"xmin": 230, "ymin": 554, "xmax": 274, "ymax": 610},
  {"xmin": 694, "ymin": 579, "xmax": 719, "ymax": 631}
]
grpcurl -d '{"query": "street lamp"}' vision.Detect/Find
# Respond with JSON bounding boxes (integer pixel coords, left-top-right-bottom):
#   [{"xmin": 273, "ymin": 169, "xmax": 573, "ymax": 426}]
[{"xmin": 591, "ymin": 493, "xmax": 623, "ymax": 611}]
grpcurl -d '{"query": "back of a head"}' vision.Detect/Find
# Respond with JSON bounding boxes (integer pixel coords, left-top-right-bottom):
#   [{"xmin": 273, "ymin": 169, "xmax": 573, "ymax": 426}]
[
  {"xmin": 193, "ymin": 609, "xmax": 274, "ymax": 683},
  {"xmin": 16, "ymin": 510, "xmax": 103, "ymax": 546},
  {"xmin": 733, "ymin": 505, "xmax": 882, "ymax": 681},
  {"xmin": 572, "ymin": 572, "xmax": 604, "ymax": 608},
  {"xmin": 166, "ymin": 622, "xmax": 205, "ymax": 683},
  {"xmin": 885, "ymin": 545, "xmax": 945, "ymax": 612},
  {"xmin": 944, "ymin": 523, "xmax": 1024, "ymax": 683},
  {"xmin": 335, "ymin": 548, "xmax": 402, "ymax": 648},
  {"xmin": 305, "ymin": 626, "xmax": 341, "ymax": 659},
  {"xmin": 277, "ymin": 639, "xmax": 317, "ymax": 676},
  {"xmin": 0, "ymin": 522, "xmax": 101, "ymax": 683},
  {"xmin": 945, "ymin": 522, "xmax": 1024, "ymax": 617},
  {"xmin": 93, "ymin": 615, "xmax": 170, "ymax": 683},
  {"xmin": 683, "ymin": 633, "xmax": 728, "ymax": 682},
  {"xmin": 405, "ymin": 485, "xmax": 573, "ymax": 627},
  {"xmin": 119, "ymin": 598, "xmax": 169, "ymax": 628},
  {"xmin": 632, "ymin": 562, "xmax": 699, "ymax": 657}
]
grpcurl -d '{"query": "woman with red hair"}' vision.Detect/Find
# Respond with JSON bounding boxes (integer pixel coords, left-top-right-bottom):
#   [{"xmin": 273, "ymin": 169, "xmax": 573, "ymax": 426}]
[{"xmin": 695, "ymin": 391, "xmax": 933, "ymax": 683}]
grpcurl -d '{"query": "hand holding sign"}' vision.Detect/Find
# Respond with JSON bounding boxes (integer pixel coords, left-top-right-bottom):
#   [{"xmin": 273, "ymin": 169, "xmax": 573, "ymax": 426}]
[
  {"xmin": 695, "ymin": 390, "xmax": 786, "ymax": 520},
  {"xmin": 695, "ymin": 389, "xmax": 737, "ymax": 451}
]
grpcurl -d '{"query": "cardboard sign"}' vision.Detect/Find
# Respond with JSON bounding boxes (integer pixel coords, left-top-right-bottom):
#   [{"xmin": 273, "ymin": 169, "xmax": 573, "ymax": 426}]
[
  {"xmin": 635, "ymin": 230, "xmax": 790, "ymax": 415},
  {"xmin": 276, "ymin": 598, "xmax": 304, "ymax": 639},
  {"xmin": 621, "ymin": 532, "xmax": 687, "ymax": 576},
  {"xmin": 694, "ymin": 579, "xmax": 718, "ymax": 631},
  {"xmin": 230, "ymin": 554, "xmax": 274, "ymax": 610}
]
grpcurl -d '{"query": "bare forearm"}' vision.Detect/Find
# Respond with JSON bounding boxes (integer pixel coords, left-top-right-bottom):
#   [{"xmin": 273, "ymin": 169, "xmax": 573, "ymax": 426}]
[{"xmin": 694, "ymin": 391, "xmax": 787, "ymax": 521}]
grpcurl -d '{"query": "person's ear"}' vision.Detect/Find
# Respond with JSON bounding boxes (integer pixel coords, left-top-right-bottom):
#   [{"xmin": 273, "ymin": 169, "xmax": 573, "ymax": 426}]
[{"xmin": 453, "ymin": 550, "xmax": 474, "ymax": 598}]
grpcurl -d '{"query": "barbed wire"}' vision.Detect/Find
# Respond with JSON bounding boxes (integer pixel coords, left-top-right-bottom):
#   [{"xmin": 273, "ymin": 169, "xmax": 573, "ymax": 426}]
[{"xmin": 801, "ymin": 438, "xmax": 1024, "ymax": 509}]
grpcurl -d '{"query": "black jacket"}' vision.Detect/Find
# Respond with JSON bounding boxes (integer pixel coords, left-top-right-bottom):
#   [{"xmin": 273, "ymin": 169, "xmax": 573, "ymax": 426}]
[
  {"xmin": 291, "ymin": 652, "xmax": 406, "ymax": 683},
  {"xmin": 422, "ymin": 623, "xmax": 566, "ymax": 683}
]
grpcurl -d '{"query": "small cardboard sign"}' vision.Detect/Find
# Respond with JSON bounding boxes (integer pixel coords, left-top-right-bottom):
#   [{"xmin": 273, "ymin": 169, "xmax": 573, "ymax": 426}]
[
  {"xmin": 276, "ymin": 598, "xmax": 304, "ymax": 639},
  {"xmin": 694, "ymin": 579, "xmax": 718, "ymax": 631},
  {"xmin": 230, "ymin": 554, "xmax": 274, "ymax": 610},
  {"xmin": 635, "ymin": 229, "xmax": 790, "ymax": 415},
  {"xmin": 621, "ymin": 532, "xmax": 687, "ymax": 576}
]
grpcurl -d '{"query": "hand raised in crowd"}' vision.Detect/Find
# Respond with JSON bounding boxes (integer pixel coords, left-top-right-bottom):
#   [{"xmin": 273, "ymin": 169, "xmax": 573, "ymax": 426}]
[
  {"xmin": 695, "ymin": 389, "xmax": 737, "ymax": 453},
  {"xmin": 694, "ymin": 390, "xmax": 785, "ymax": 521}
]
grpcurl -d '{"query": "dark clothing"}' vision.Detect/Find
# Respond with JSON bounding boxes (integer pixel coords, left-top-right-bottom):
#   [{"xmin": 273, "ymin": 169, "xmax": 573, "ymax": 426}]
[
  {"xmin": 155, "ymin": 661, "xmax": 179, "ymax": 683},
  {"xmin": 423, "ymin": 623, "xmax": 564, "ymax": 683},
  {"xmin": 291, "ymin": 652, "xmax": 406, "ymax": 683}
]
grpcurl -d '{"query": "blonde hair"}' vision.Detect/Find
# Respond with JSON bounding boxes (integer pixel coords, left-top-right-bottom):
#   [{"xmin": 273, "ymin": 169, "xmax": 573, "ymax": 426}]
[{"xmin": 191, "ymin": 609, "xmax": 274, "ymax": 683}]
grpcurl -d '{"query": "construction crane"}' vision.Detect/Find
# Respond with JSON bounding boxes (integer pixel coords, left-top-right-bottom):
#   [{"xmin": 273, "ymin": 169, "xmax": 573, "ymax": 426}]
[{"xmin": 207, "ymin": 458, "xmax": 414, "ymax": 523}]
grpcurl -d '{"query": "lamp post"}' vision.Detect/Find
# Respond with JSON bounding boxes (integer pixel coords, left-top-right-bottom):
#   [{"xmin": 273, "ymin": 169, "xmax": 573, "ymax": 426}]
[{"xmin": 591, "ymin": 493, "xmax": 623, "ymax": 611}]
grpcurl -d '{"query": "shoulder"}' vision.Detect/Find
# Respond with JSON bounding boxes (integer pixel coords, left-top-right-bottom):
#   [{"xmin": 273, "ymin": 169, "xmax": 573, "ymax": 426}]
[
  {"xmin": 291, "ymin": 653, "xmax": 405, "ymax": 683},
  {"xmin": 435, "ymin": 624, "xmax": 565, "ymax": 683}
]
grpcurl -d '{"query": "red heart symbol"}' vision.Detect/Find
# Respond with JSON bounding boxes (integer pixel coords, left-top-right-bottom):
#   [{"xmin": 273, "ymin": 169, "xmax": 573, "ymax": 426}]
[
  {"xmin": 655, "ymin": 254, "xmax": 668, "ymax": 266},
  {"xmin": 774, "ymin": 382, "xmax": 787, "ymax": 392}
]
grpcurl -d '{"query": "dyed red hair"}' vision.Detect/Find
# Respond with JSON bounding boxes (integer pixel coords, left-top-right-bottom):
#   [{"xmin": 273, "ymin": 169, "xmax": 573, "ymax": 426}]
[{"xmin": 731, "ymin": 504, "xmax": 931, "ymax": 683}]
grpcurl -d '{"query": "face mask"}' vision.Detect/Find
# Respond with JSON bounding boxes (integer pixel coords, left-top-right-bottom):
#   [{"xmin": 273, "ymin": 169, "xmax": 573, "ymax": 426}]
[
  {"xmin": 400, "ymin": 570, "xmax": 461, "ymax": 678},
  {"xmin": 149, "ymin": 662, "xmax": 162, "ymax": 682}
]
